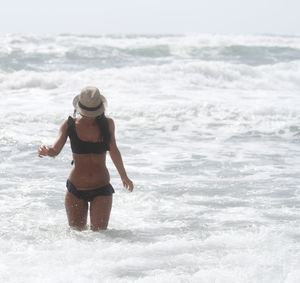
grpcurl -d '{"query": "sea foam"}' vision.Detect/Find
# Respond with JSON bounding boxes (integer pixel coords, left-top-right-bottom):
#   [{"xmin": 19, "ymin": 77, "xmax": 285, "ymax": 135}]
[{"xmin": 0, "ymin": 34, "xmax": 300, "ymax": 283}]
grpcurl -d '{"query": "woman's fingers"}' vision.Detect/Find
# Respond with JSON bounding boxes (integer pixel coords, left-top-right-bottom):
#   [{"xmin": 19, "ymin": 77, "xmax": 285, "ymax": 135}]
[
  {"xmin": 127, "ymin": 180, "xmax": 133, "ymax": 192},
  {"xmin": 128, "ymin": 181, "xmax": 134, "ymax": 192},
  {"xmin": 38, "ymin": 146, "xmax": 43, "ymax": 157},
  {"xmin": 122, "ymin": 178, "xmax": 134, "ymax": 192},
  {"xmin": 38, "ymin": 145, "xmax": 49, "ymax": 157}
]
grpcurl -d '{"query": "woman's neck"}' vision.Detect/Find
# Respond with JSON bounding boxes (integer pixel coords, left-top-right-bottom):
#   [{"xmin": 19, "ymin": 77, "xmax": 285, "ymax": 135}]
[{"xmin": 78, "ymin": 115, "xmax": 96, "ymax": 125}]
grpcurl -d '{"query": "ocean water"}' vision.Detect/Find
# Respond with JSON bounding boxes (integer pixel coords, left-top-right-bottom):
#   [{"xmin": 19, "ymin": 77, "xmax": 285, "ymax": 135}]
[{"xmin": 0, "ymin": 33, "xmax": 300, "ymax": 283}]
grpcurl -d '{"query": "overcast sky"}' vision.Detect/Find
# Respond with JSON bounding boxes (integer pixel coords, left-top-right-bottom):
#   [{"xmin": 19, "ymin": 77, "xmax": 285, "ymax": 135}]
[{"xmin": 0, "ymin": 0, "xmax": 299, "ymax": 35}]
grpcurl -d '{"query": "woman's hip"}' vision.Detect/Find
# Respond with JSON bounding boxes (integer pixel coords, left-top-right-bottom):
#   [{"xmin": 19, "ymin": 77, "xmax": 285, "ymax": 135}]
[{"xmin": 66, "ymin": 179, "xmax": 115, "ymax": 202}]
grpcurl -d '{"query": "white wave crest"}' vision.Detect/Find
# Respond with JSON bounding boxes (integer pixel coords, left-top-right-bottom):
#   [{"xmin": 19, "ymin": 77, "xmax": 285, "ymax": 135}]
[{"xmin": 0, "ymin": 59, "xmax": 299, "ymax": 91}]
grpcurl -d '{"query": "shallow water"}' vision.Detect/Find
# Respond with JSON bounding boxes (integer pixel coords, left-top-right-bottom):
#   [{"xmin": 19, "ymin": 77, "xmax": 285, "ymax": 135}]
[{"xmin": 1, "ymin": 34, "xmax": 300, "ymax": 282}]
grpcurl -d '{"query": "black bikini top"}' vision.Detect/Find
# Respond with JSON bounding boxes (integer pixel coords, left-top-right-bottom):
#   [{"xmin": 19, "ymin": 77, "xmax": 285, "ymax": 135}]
[{"xmin": 67, "ymin": 116, "xmax": 110, "ymax": 154}]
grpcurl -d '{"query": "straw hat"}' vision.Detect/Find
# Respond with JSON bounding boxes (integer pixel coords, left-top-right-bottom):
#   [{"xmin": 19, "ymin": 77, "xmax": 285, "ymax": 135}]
[{"xmin": 73, "ymin": 86, "xmax": 107, "ymax": 117}]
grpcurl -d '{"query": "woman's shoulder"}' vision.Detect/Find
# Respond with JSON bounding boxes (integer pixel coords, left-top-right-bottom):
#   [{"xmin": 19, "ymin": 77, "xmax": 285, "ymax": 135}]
[
  {"xmin": 106, "ymin": 116, "xmax": 114, "ymax": 122},
  {"xmin": 59, "ymin": 118, "xmax": 70, "ymax": 132},
  {"xmin": 106, "ymin": 117, "xmax": 115, "ymax": 131}
]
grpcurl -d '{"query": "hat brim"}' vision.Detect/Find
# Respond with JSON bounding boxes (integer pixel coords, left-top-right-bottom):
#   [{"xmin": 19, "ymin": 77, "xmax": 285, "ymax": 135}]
[{"xmin": 73, "ymin": 94, "xmax": 107, "ymax": 117}]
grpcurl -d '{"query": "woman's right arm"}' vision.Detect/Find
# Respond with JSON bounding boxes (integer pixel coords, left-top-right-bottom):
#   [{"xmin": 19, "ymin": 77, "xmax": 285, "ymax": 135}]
[{"xmin": 38, "ymin": 120, "xmax": 68, "ymax": 158}]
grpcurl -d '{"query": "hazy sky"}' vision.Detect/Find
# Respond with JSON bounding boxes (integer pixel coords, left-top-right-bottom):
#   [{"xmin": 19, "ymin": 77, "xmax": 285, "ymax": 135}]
[{"xmin": 0, "ymin": 0, "xmax": 299, "ymax": 35}]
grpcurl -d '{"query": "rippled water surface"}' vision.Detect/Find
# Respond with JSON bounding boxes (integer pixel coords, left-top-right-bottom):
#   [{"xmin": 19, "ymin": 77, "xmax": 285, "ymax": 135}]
[{"xmin": 0, "ymin": 34, "xmax": 300, "ymax": 283}]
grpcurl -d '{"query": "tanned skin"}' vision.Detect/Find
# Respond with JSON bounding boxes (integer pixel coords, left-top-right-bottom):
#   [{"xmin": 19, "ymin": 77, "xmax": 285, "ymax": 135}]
[{"xmin": 38, "ymin": 116, "xmax": 133, "ymax": 231}]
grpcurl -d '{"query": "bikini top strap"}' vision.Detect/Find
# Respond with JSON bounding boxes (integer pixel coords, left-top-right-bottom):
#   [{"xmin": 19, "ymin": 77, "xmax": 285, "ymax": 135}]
[
  {"xmin": 68, "ymin": 116, "xmax": 75, "ymax": 166},
  {"xmin": 67, "ymin": 116, "xmax": 75, "ymax": 128}
]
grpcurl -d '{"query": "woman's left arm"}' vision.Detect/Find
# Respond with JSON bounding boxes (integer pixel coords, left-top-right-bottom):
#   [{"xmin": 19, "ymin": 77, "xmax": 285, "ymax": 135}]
[
  {"xmin": 38, "ymin": 120, "xmax": 68, "ymax": 158},
  {"xmin": 108, "ymin": 118, "xmax": 134, "ymax": 192}
]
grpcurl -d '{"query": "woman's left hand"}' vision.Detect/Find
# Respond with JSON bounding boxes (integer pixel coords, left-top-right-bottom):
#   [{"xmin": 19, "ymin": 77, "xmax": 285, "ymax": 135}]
[{"xmin": 122, "ymin": 176, "xmax": 134, "ymax": 192}]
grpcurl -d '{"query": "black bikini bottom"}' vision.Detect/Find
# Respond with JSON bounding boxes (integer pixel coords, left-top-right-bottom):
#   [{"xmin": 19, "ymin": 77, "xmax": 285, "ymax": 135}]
[{"xmin": 66, "ymin": 179, "xmax": 115, "ymax": 202}]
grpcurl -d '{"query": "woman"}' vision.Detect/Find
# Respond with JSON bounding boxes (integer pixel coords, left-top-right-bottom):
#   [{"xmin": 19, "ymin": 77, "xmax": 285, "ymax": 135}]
[{"xmin": 38, "ymin": 86, "xmax": 133, "ymax": 231}]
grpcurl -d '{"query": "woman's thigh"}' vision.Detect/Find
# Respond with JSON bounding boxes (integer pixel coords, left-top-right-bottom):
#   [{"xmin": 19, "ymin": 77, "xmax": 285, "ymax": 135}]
[
  {"xmin": 90, "ymin": 195, "xmax": 112, "ymax": 231},
  {"xmin": 65, "ymin": 191, "xmax": 88, "ymax": 230}
]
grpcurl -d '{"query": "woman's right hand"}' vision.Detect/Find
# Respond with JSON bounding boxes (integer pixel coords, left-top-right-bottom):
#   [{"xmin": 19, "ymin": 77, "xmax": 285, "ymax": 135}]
[
  {"xmin": 38, "ymin": 145, "xmax": 50, "ymax": 158},
  {"xmin": 122, "ymin": 176, "xmax": 134, "ymax": 192}
]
